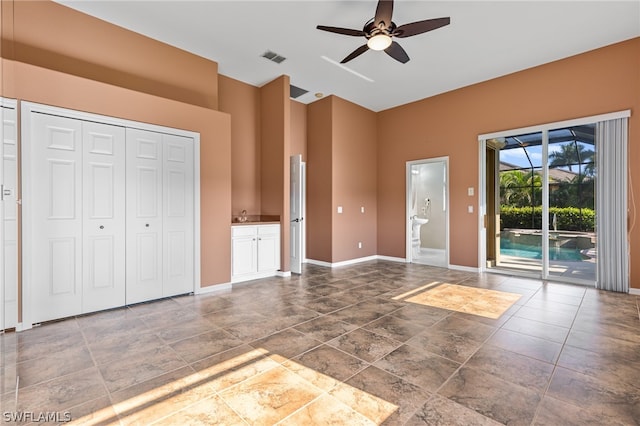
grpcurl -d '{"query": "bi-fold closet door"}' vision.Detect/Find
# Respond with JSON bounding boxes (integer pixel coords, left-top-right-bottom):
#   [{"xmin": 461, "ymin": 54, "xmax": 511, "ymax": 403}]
[
  {"xmin": 29, "ymin": 113, "xmax": 126, "ymax": 322},
  {"xmin": 125, "ymin": 128, "xmax": 194, "ymax": 305},
  {"xmin": 1, "ymin": 101, "xmax": 18, "ymax": 329},
  {"xmin": 25, "ymin": 107, "xmax": 195, "ymax": 325}
]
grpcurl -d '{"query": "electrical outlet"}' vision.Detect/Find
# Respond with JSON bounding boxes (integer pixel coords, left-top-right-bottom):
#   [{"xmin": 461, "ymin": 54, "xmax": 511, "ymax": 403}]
[
  {"xmin": 361, "ymin": 206, "xmax": 365, "ymax": 213},
  {"xmin": 358, "ymin": 242, "xmax": 362, "ymax": 249}
]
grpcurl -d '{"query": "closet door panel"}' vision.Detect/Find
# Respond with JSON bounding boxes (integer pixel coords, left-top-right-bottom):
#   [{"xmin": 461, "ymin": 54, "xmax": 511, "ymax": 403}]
[
  {"xmin": 126, "ymin": 128, "xmax": 163, "ymax": 304},
  {"xmin": 82, "ymin": 122, "xmax": 126, "ymax": 312},
  {"xmin": 31, "ymin": 113, "xmax": 83, "ymax": 322},
  {"xmin": 2, "ymin": 106, "xmax": 17, "ymax": 328},
  {"xmin": 163, "ymin": 134, "xmax": 194, "ymax": 297}
]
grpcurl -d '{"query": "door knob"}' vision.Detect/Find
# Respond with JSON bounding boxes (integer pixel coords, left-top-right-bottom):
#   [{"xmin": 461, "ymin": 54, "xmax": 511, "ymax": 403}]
[
  {"xmin": 99, "ymin": 225, "xmax": 104, "ymax": 230},
  {"xmin": 145, "ymin": 224, "xmax": 150, "ymax": 227}
]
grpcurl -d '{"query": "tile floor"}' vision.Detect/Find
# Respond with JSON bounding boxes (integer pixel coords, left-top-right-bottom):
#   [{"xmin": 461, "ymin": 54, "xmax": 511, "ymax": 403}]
[{"xmin": 1, "ymin": 261, "xmax": 639, "ymax": 425}]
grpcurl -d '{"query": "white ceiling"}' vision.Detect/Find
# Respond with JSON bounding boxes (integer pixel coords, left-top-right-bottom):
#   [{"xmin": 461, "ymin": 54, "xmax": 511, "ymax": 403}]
[{"xmin": 57, "ymin": 0, "xmax": 640, "ymax": 112}]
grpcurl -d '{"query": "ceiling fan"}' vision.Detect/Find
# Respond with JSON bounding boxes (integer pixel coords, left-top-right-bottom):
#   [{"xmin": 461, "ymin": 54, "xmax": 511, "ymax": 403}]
[{"xmin": 317, "ymin": 0, "xmax": 450, "ymax": 64}]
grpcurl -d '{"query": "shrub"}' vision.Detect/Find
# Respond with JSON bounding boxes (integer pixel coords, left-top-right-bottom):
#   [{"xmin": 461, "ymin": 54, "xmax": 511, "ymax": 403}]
[{"xmin": 500, "ymin": 206, "xmax": 595, "ymax": 232}]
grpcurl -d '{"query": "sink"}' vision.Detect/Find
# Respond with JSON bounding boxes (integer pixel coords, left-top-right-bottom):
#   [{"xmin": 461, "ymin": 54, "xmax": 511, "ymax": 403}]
[{"xmin": 412, "ymin": 216, "xmax": 428, "ymax": 239}]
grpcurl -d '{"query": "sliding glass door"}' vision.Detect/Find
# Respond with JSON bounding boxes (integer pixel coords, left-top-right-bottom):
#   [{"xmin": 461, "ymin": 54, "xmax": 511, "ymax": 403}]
[
  {"xmin": 547, "ymin": 125, "xmax": 596, "ymax": 282},
  {"xmin": 483, "ymin": 125, "xmax": 597, "ymax": 285},
  {"xmin": 495, "ymin": 131, "xmax": 543, "ymax": 274}
]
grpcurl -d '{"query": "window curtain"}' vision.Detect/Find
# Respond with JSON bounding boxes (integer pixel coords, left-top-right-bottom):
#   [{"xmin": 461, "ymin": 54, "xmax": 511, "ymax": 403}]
[{"xmin": 596, "ymin": 117, "xmax": 629, "ymax": 292}]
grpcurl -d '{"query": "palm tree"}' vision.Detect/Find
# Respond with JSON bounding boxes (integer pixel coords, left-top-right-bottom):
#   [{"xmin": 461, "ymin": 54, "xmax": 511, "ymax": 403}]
[
  {"xmin": 549, "ymin": 143, "xmax": 594, "ymax": 172},
  {"xmin": 500, "ymin": 170, "xmax": 542, "ymax": 207}
]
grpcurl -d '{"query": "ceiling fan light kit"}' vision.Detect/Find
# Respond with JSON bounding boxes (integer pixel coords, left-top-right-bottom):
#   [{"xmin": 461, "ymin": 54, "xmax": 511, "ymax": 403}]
[
  {"xmin": 367, "ymin": 34, "xmax": 392, "ymax": 51},
  {"xmin": 317, "ymin": 0, "xmax": 450, "ymax": 64}
]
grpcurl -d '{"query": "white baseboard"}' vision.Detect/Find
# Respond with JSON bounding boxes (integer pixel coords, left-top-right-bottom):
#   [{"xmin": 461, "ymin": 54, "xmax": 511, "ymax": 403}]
[
  {"xmin": 377, "ymin": 255, "xmax": 408, "ymax": 263},
  {"xmin": 15, "ymin": 322, "xmax": 32, "ymax": 332},
  {"xmin": 331, "ymin": 255, "xmax": 378, "ymax": 268},
  {"xmin": 305, "ymin": 259, "xmax": 332, "ymax": 267},
  {"xmin": 307, "ymin": 255, "xmax": 410, "ymax": 268},
  {"xmin": 629, "ymin": 288, "xmax": 640, "ymax": 295},
  {"xmin": 195, "ymin": 282, "xmax": 232, "ymax": 295},
  {"xmin": 448, "ymin": 264, "xmax": 480, "ymax": 273},
  {"xmin": 276, "ymin": 271, "xmax": 292, "ymax": 278}
]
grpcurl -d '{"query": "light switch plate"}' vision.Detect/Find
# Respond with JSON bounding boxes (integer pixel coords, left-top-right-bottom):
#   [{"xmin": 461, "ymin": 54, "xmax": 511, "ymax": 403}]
[
  {"xmin": 337, "ymin": 206, "xmax": 343, "ymax": 214},
  {"xmin": 468, "ymin": 187, "xmax": 474, "ymax": 196}
]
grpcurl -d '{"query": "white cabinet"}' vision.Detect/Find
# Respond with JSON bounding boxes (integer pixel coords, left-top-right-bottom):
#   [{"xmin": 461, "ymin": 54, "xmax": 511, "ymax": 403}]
[{"xmin": 232, "ymin": 224, "xmax": 280, "ymax": 283}]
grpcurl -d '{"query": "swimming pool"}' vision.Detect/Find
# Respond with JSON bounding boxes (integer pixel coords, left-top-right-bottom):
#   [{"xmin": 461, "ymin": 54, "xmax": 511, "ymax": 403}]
[{"xmin": 500, "ymin": 240, "xmax": 585, "ymax": 261}]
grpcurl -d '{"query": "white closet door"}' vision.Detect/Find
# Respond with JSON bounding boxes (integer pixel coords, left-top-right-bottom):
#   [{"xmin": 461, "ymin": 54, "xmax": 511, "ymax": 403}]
[
  {"xmin": 31, "ymin": 113, "xmax": 83, "ymax": 323},
  {"xmin": 162, "ymin": 134, "xmax": 194, "ymax": 297},
  {"xmin": 1, "ymin": 105, "xmax": 17, "ymax": 328},
  {"xmin": 82, "ymin": 122, "xmax": 126, "ymax": 312},
  {"xmin": 126, "ymin": 128, "xmax": 163, "ymax": 304}
]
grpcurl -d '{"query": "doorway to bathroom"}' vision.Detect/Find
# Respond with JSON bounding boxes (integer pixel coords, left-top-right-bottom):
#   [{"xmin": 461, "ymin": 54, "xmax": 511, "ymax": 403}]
[{"xmin": 406, "ymin": 157, "xmax": 449, "ymax": 267}]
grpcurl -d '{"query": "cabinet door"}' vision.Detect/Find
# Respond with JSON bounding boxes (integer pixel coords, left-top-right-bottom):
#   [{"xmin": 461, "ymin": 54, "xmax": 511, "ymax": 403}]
[
  {"xmin": 30, "ymin": 113, "xmax": 83, "ymax": 323},
  {"xmin": 82, "ymin": 121, "xmax": 126, "ymax": 312},
  {"xmin": 126, "ymin": 128, "xmax": 163, "ymax": 304},
  {"xmin": 162, "ymin": 134, "xmax": 194, "ymax": 297},
  {"xmin": 232, "ymin": 236, "xmax": 257, "ymax": 277},
  {"xmin": 257, "ymin": 234, "xmax": 280, "ymax": 273}
]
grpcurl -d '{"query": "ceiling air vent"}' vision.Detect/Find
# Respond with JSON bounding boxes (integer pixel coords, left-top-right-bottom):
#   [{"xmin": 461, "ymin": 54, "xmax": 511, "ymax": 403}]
[
  {"xmin": 261, "ymin": 50, "xmax": 286, "ymax": 64},
  {"xmin": 290, "ymin": 85, "xmax": 309, "ymax": 99}
]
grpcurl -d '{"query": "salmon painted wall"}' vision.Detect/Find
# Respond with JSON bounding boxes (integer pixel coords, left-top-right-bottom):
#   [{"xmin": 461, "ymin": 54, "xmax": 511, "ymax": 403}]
[
  {"xmin": 331, "ymin": 97, "xmax": 377, "ymax": 262},
  {"xmin": 306, "ymin": 97, "xmax": 333, "ymax": 262},
  {"xmin": 1, "ymin": 0, "xmax": 218, "ymax": 109},
  {"xmin": 219, "ymin": 75, "xmax": 262, "ymax": 218},
  {"xmin": 377, "ymin": 38, "xmax": 640, "ymax": 287},
  {"xmin": 260, "ymin": 76, "xmax": 291, "ymax": 272},
  {"xmin": 1, "ymin": 0, "xmax": 232, "ymax": 290},
  {"xmin": 290, "ymin": 100, "xmax": 307, "ymax": 161},
  {"xmin": 4, "ymin": 60, "xmax": 232, "ymax": 289}
]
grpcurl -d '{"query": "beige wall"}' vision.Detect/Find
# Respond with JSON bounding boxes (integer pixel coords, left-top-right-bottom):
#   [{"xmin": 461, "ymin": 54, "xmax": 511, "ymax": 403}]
[
  {"xmin": 1, "ymin": 0, "xmax": 232, "ymax": 292},
  {"xmin": 307, "ymin": 96, "xmax": 377, "ymax": 263},
  {"xmin": 290, "ymin": 100, "xmax": 307, "ymax": 161},
  {"xmin": 306, "ymin": 97, "xmax": 333, "ymax": 262},
  {"xmin": 331, "ymin": 97, "xmax": 377, "ymax": 262},
  {"xmin": 219, "ymin": 75, "xmax": 262, "ymax": 218},
  {"xmin": 260, "ymin": 76, "xmax": 291, "ymax": 272},
  {"xmin": 377, "ymin": 37, "xmax": 640, "ymax": 288},
  {"xmin": 1, "ymin": 0, "xmax": 218, "ymax": 109}
]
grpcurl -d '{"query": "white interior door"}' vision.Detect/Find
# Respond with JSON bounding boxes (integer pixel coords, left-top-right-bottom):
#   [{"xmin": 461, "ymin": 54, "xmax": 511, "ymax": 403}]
[
  {"xmin": 126, "ymin": 128, "xmax": 163, "ymax": 304},
  {"xmin": 1, "ymin": 103, "xmax": 18, "ymax": 329},
  {"xmin": 30, "ymin": 113, "xmax": 83, "ymax": 323},
  {"xmin": 82, "ymin": 122, "xmax": 126, "ymax": 312},
  {"xmin": 162, "ymin": 133, "xmax": 194, "ymax": 297},
  {"xmin": 290, "ymin": 155, "xmax": 303, "ymax": 274}
]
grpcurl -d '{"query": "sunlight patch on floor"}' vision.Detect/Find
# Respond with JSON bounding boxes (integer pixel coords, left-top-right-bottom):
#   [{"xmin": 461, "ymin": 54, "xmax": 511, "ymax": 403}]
[
  {"xmin": 72, "ymin": 348, "xmax": 397, "ymax": 425},
  {"xmin": 403, "ymin": 283, "xmax": 521, "ymax": 319}
]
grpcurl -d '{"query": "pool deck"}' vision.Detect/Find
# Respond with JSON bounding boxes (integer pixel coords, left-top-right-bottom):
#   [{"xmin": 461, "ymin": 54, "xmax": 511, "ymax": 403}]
[{"xmin": 494, "ymin": 254, "xmax": 596, "ymax": 283}]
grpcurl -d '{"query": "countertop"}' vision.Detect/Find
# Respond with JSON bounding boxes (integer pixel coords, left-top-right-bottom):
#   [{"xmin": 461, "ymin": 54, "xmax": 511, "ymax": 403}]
[{"xmin": 231, "ymin": 221, "xmax": 280, "ymax": 226}]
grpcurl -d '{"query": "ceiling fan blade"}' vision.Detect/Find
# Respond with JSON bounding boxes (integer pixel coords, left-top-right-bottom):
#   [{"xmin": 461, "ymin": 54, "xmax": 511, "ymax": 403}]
[
  {"xmin": 374, "ymin": 0, "xmax": 394, "ymax": 29},
  {"xmin": 384, "ymin": 41, "xmax": 409, "ymax": 63},
  {"xmin": 340, "ymin": 44, "xmax": 370, "ymax": 63},
  {"xmin": 394, "ymin": 17, "xmax": 450, "ymax": 38},
  {"xmin": 317, "ymin": 25, "xmax": 365, "ymax": 37}
]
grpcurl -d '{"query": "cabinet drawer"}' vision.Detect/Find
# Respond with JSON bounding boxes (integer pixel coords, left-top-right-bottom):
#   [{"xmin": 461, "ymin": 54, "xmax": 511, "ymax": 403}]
[
  {"xmin": 258, "ymin": 225, "xmax": 280, "ymax": 236},
  {"xmin": 232, "ymin": 226, "xmax": 257, "ymax": 237}
]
